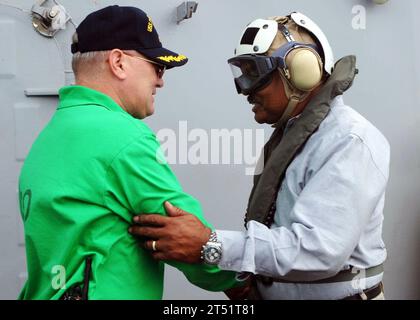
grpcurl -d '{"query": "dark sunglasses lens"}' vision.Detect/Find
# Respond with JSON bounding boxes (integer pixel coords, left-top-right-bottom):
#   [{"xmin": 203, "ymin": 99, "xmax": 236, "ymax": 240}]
[{"xmin": 155, "ymin": 65, "xmax": 165, "ymax": 78}]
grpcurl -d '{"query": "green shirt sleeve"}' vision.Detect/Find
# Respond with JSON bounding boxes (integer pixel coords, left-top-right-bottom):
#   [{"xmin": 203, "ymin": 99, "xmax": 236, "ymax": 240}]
[{"xmin": 103, "ymin": 132, "xmax": 240, "ymax": 292}]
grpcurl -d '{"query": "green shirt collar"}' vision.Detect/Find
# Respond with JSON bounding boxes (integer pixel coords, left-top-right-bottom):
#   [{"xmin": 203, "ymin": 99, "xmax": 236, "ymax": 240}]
[{"xmin": 58, "ymin": 85, "xmax": 127, "ymax": 114}]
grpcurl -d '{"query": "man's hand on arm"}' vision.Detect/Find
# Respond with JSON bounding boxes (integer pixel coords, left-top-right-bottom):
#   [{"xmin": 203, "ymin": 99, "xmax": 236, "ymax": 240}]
[
  {"xmin": 224, "ymin": 278, "xmax": 252, "ymax": 300},
  {"xmin": 129, "ymin": 201, "xmax": 211, "ymax": 264}
]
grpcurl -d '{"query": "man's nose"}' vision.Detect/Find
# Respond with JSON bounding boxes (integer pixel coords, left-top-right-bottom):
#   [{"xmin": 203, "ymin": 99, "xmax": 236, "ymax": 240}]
[{"xmin": 156, "ymin": 77, "xmax": 164, "ymax": 88}]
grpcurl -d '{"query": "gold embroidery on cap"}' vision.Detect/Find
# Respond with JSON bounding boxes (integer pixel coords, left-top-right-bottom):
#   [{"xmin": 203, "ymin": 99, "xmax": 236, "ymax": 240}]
[
  {"xmin": 147, "ymin": 16, "xmax": 153, "ymax": 32},
  {"xmin": 157, "ymin": 55, "xmax": 187, "ymax": 63}
]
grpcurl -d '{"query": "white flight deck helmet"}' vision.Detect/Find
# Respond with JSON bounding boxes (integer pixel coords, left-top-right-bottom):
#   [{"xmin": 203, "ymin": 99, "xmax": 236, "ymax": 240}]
[{"xmin": 229, "ymin": 12, "xmax": 335, "ymax": 126}]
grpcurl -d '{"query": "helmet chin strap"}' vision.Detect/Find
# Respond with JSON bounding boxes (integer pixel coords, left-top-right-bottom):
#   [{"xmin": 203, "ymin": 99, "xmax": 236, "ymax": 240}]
[{"xmin": 273, "ymin": 70, "xmax": 310, "ymax": 128}]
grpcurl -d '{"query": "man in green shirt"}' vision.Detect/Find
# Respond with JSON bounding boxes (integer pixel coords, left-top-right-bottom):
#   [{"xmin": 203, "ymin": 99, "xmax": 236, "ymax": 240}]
[{"xmin": 18, "ymin": 5, "xmax": 238, "ymax": 300}]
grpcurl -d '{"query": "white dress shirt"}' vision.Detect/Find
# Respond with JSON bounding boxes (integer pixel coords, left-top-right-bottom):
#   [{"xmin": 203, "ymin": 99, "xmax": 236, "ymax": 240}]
[{"xmin": 216, "ymin": 96, "xmax": 390, "ymax": 299}]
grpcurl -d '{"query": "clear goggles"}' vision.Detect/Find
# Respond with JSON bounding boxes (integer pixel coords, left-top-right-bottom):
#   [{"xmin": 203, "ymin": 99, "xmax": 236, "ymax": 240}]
[
  {"xmin": 228, "ymin": 55, "xmax": 278, "ymax": 96},
  {"xmin": 227, "ymin": 42, "xmax": 319, "ymax": 96}
]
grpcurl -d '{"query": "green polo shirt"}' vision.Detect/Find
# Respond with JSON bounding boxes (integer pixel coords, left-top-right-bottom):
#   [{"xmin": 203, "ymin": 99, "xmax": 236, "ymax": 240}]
[{"xmin": 18, "ymin": 85, "xmax": 238, "ymax": 300}]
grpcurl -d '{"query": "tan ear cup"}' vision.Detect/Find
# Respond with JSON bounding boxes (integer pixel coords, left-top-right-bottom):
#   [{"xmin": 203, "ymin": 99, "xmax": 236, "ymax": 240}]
[{"xmin": 287, "ymin": 48, "xmax": 323, "ymax": 91}]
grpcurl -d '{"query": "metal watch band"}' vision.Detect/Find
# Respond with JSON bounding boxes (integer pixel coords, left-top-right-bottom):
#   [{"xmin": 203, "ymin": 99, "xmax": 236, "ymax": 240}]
[
  {"xmin": 208, "ymin": 231, "xmax": 217, "ymax": 243},
  {"xmin": 200, "ymin": 231, "xmax": 218, "ymax": 262}
]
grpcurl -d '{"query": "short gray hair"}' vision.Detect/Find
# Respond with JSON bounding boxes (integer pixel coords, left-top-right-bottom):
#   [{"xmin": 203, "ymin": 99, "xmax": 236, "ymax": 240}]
[{"xmin": 71, "ymin": 50, "xmax": 111, "ymax": 79}]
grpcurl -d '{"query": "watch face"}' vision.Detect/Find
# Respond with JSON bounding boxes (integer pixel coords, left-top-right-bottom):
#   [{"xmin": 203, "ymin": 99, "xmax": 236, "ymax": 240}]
[{"xmin": 204, "ymin": 243, "xmax": 222, "ymax": 265}]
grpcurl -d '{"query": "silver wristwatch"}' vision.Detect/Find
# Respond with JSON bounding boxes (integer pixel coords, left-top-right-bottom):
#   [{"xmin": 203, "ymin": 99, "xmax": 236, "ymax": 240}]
[{"xmin": 201, "ymin": 231, "xmax": 222, "ymax": 265}]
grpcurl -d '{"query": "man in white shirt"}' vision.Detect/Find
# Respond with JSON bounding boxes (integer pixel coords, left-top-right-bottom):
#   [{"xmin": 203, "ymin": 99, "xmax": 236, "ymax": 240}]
[{"xmin": 129, "ymin": 12, "xmax": 390, "ymax": 300}]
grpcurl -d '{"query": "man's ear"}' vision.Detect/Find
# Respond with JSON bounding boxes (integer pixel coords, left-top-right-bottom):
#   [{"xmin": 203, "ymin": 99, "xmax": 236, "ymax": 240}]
[{"xmin": 107, "ymin": 49, "xmax": 128, "ymax": 80}]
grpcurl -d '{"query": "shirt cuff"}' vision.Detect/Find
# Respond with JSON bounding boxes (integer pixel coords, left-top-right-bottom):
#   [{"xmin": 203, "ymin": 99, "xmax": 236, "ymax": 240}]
[{"xmin": 215, "ymin": 229, "xmax": 248, "ymax": 272}]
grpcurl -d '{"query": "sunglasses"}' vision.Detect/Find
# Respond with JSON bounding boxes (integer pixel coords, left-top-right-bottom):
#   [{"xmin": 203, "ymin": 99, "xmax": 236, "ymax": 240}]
[{"xmin": 124, "ymin": 52, "xmax": 166, "ymax": 79}]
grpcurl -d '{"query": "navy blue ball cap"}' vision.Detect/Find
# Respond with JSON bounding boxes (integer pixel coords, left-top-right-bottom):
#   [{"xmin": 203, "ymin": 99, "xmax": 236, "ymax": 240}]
[{"xmin": 71, "ymin": 5, "xmax": 188, "ymax": 69}]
